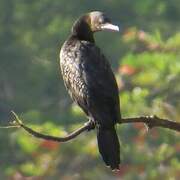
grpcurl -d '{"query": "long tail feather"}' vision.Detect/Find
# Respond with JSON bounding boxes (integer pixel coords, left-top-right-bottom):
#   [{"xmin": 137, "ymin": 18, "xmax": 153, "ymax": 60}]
[{"xmin": 97, "ymin": 127, "xmax": 120, "ymax": 170}]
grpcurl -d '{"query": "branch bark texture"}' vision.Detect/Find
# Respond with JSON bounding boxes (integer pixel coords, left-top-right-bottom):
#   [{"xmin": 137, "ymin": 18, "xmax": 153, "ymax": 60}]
[{"xmin": 11, "ymin": 112, "xmax": 180, "ymax": 143}]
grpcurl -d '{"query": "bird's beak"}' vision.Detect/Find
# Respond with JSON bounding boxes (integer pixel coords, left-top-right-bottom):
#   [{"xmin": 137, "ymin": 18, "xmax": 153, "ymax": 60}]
[{"xmin": 100, "ymin": 23, "xmax": 119, "ymax": 32}]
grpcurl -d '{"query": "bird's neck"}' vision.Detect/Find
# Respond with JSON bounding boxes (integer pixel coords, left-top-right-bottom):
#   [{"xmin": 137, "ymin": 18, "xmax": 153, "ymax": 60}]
[{"xmin": 71, "ymin": 17, "xmax": 95, "ymax": 43}]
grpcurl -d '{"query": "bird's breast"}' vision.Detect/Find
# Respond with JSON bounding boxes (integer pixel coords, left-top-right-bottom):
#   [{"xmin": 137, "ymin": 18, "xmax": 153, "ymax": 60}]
[{"xmin": 60, "ymin": 43, "xmax": 88, "ymax": 100}]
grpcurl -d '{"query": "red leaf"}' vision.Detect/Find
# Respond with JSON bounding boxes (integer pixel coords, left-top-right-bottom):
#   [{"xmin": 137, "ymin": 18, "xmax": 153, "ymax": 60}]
[
  {"xmin": 133, "ymin": 123, "xmax": 144, "ymax": 130},
  {"xmin": 123, "ymin": 29, "xmax": 136, "ymax": 41},
  {"xmin": 119, "ymin": 65, "xmax": 137, "ymax": 76},
  {"xmin": 133, "ymin": 135, "xmax": 145, "ymax": 144},
  {"xmin": 150, "ymin": 129, "xmax": 159, "ymax": 139},
  {"xmin": 40, "ymin": 140, "xmax": 59, "ymax": 150}
]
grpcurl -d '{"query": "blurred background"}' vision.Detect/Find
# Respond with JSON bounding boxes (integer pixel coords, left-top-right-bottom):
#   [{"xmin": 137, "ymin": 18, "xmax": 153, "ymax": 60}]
[{"xmin": 0, "ymin": 0, "xmax": 180, "ymax": 179}]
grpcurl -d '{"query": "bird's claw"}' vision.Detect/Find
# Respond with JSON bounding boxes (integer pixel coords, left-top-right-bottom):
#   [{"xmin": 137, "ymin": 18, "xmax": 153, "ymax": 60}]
[{"xmin": 84, "ymin": 120, "xmax": 96, "ymax": 131}]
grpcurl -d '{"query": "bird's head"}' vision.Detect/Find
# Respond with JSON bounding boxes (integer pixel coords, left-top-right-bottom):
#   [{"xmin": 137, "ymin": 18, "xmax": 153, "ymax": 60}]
[
  {"xmin": 72, "ymin": 11, "xmax": 119, "ymax": 42},
  {"xmin": 87, "ymin": 11, "xmax": 119, "ymax": 32}
]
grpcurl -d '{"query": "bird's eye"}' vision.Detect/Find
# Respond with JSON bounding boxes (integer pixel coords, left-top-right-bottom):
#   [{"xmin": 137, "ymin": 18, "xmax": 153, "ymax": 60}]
[
  {"xmin": 99, "ymin": 16, "xmax": 110, "ymax": 24},
  {"xmin": 104, "ymin": 17, "xmax": 110, "ymax": 23}
]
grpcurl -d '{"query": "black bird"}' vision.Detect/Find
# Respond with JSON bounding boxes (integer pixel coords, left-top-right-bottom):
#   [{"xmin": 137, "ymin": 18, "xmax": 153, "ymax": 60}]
[{"xmin": 60, "ymin": 11, "xmax": 121, "ymax": 170}]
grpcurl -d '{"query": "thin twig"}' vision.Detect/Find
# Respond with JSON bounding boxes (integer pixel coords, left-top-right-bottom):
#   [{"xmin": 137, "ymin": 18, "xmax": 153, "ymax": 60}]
[{"xmin": 0, "ymin": 125, "xmax": 20, "ymax": 129}]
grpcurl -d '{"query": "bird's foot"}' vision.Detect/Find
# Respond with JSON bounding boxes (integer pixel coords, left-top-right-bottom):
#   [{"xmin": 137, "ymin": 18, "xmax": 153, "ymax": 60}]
[{"xmin": 84, "ymin": 120, "xmax": 96, "ymax": 131}]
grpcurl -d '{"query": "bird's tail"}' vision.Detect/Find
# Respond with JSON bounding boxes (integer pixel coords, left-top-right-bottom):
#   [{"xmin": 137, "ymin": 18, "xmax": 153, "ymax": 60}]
[{"xmin": 97, "ymin": 126, "xmax": 120, "ymax": 170}]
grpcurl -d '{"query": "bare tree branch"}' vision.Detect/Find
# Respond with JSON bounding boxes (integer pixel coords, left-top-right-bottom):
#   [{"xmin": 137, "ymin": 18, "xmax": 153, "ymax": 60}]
[
  {"xmin": 120, "ymin": 115, "xmax": 180, "ymax": 132},
  {"xmin": 11, "ymin": 111, "xmax": 94, "ymax": 142},
  {"xmin": 8, "ymin": 111, "xmax": 180, "ymax": 143}
]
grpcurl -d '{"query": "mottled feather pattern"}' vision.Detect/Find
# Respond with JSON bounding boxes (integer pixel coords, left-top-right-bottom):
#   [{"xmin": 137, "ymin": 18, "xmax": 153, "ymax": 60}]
[
  {"xmin": 60, "ymin": 38, "xmax": 120, "ymax": 126},
  {"xmin": 60, "ymin": 40, "xmax": 89, "ymax": 112}
]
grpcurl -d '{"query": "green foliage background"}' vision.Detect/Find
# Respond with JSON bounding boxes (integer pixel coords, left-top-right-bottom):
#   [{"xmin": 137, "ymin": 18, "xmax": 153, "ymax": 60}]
[{"xmin": 0, "ymin": 0, "xmax": 179, "ymax": 179}]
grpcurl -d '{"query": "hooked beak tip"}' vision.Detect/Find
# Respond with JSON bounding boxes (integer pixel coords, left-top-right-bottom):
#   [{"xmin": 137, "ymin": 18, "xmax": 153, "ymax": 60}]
[{"xmin": 100, "ymin": 23, "xmax": 119, "ymax": 32}]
